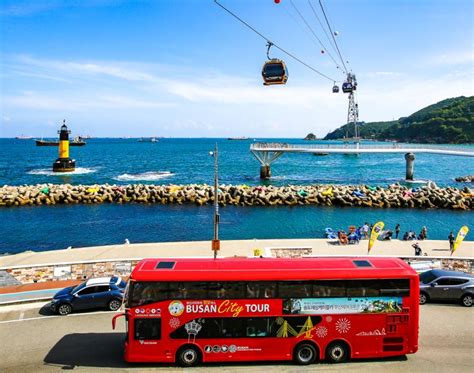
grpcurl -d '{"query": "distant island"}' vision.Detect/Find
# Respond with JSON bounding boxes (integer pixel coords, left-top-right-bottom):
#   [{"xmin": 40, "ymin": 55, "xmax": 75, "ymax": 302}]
[
  {"xmin": 304, "ymin": 133, "xmax": 317, "ymax": 140},
  {"xmin": 323, "ymin": 96, "xmax": 473, "ymax": 144}
]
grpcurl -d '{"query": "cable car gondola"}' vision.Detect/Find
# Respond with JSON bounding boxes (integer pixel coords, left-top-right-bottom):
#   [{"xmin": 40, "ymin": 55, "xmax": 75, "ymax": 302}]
[
  {"xmin": 262, "ymin": 42, "xmax": 288, "ymax": 86},
  {"xmin": 262, "ymin": 58, "xmax": 288, "ymax": 85},
  {"xmin": 332, "ymin": 82, "xmax": 339, "ymax": 93},
  {"xmin": 342, "ymin": 81, "xmax": 353, "ymax": 93}
]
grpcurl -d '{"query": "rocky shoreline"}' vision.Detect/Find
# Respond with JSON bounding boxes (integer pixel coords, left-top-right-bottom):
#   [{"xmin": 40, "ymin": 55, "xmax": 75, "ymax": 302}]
[{"xmin": 1, "ymin": 183, "xmax": 472, "ymax": 209}]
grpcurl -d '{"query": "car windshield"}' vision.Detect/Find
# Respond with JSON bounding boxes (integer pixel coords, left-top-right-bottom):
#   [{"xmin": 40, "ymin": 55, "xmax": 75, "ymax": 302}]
[
  {"xmin": 419, "ymin": 271, "xmax": 438, "ymax": 284},
  {"xmin": 71, "ymin": 282, "xmax": 86, "ymax": 293}
]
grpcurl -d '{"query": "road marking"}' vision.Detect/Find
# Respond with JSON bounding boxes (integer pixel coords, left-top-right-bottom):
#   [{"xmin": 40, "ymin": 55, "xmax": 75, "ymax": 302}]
[
  {"xmin": 19, "ymin": 312, "xmax": 24, "ymax": 320},
  {"xmin": 0, "ymin": 310, "xmax": 121, "ymax": 325}
]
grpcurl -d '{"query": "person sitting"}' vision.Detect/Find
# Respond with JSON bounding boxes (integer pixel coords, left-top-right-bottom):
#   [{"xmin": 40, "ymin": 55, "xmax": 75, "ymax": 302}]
[
  {"xmin": 348, "ymin": 232, "xmax": 359, "ymax": 244},
  {"xmin": 382, "ymin": 230, "xmax": 393, "ymax": 240},
  {"xmin": 338, "ymin": 230, "xmax": 349, "ymax": 245}
]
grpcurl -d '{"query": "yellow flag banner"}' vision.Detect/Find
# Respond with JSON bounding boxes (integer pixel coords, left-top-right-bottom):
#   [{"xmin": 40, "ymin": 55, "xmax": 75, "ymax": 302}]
[
  {"xmin": 451, "ymin": 226, "xmax": 469, "ymax": 255},
  {"xmin": 368, "ymin": 221, "xmax": 384, "ymax": 254}
]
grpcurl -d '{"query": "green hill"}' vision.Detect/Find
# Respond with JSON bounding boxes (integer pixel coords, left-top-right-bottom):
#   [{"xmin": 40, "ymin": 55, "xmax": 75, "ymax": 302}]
[{"xmin": 323, "ymin": 96, "xmax": 474, "ymax": 144}]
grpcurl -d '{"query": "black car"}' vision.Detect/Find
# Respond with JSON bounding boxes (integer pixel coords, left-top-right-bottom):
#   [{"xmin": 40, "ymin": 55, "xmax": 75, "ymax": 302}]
[
  {"xmin": 50, "ymin": 276, "xmax": 126, "ymax": 315},
  {"xmin": 419, "ymin": 269, "xmax": 474, "ymax": 307}
]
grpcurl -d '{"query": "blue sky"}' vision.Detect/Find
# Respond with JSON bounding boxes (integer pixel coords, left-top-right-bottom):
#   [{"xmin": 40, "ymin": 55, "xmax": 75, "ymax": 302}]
[{"xmin": 1, "ymin": 0, "xmax": 473, "ymax": 138}]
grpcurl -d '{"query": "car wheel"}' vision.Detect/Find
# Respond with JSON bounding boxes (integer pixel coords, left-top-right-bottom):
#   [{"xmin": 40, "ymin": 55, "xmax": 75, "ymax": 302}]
[
  {"xmin": 108, "ymin": 299, "xmax": 122, "ymax": 311},
  {"xmin": 176, "ymin": 345, "xmax": 201, "ymax": 367},
  {"xmin": 58, "ymin": 303, "xmax": 72, "ymax": 316},
  {"xmin": 294, "ymin": 343, "xmax": 317, "ymax": 365},
  {"xmin": 326, "ymin": 341, "xmax": 349, "ymax": 363},
  {"xmin": 419, "ymin": 292, "xmax": 429, "ymax": 305},
  {"xmin": 461, "ymin": 294, "xmax": 473, "ymax": 307}
]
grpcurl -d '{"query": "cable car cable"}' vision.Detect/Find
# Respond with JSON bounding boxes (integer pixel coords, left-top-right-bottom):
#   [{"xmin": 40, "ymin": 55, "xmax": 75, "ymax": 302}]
[
  {"xmin": 307, "ymin": 0, "xmax": 339, "ymax": 59},
  {"xmin": 214, "ymin": 0, "xmax": 336, "ymax": 82},
  {"xmin": 288, "ymin": 0, "xmax": 342, "ymax": 72},
  {"xmin": 319, "ymin": 0, "xmax": 349, "ymax": 74}
]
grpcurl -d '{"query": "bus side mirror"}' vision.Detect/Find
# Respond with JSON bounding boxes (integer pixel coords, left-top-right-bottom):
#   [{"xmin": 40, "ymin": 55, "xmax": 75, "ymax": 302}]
[{"xmin": 112, "ymin": 313, "xmax": 125, "ymax": 330}]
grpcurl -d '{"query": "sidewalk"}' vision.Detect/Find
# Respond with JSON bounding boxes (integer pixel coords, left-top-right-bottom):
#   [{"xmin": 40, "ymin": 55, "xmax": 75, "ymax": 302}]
[
  {"xmin": 0, "ymin": 280, "xmax": 81, "ymax": 305},
  {"xmin": 1, "ymin": 238, "xmax": 472, "ymax": 268}
]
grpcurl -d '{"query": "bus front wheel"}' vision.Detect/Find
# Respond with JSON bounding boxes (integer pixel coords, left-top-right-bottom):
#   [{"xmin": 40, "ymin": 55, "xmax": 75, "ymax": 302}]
[
  {"xmin": 177, "ymin": 345, "xmax": 201, "ymax": 367},
  {"xmin": 326, "ymin": 341, "xmax": 349, "ymax": 363},
  {"xmin": 294, "ymin": 343, "xmax": 318, "ymax": 365}
]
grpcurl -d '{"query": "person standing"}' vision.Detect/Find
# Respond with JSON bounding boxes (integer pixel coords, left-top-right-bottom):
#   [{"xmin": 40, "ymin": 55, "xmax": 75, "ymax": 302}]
[
  {"xmin": 395, "ymin": 224, "xmax": 400, "ymax": 239},
  {"xmin": 412, "ymin": 242, "xmax": 422, "ymax": 256},
  {"xmin": 448, "ymin": 232, "xmax": 455, "ymax": 251},
  {"xmin": 362, "ymin": 222, "xmax": 369, "ymax": 239},
  {"xmin": 419, "ymin": 226, "xmax": 427, "ymax": 240}
]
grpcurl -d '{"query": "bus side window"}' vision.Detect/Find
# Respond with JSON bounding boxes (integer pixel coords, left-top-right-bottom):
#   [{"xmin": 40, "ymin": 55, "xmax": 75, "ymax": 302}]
[
  {"xmin": 247, "ymin": 282, "xmax": 276, "ymax": 298},
  {"xmin": 246, "ymin": 283, "xmax": 259, "ymax": 298},
  {"xmin": 263, "ymin": 283, "xmax": 276, "ymax": 298},
  {"xmin": 208, "ymin": 282, "xmax": 226, "ymax": 299},
  {"xmin": 168, "ymin": 282, "xmax": 186, "ymax": 299}
]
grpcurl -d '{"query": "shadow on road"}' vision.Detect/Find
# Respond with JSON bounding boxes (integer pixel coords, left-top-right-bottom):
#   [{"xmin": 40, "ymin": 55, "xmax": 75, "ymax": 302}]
[
  {"xmin": 39, "ymin": 303, "xmax": 55, "ymax": 316},
  {"xmin": 44, "ymin": 333, "xmax": 132, "ymax": 369},
  {"xmin": 43, "ymin": 333, "xmax": 408, "ymax": 370}
]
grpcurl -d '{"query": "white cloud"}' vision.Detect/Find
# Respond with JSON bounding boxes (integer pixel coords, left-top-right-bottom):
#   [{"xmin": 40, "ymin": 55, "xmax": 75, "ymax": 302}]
[
  {"xmin": 427, "ymin": 51, "xmax": 474, "ymax": 67},
  {"xmin": 2, "ymin": 54, "xmax": 473, "ymax": 137}
]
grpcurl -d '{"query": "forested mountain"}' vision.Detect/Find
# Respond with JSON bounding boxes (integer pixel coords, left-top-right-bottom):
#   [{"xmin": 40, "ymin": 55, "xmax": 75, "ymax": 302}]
[{"xmin": 323, "ymin": 96, "xmax": 473, "ymax": 144}]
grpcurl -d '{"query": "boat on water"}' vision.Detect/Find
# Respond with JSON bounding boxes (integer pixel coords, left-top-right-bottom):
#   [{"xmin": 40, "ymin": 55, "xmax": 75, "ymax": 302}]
[
  {"xmin": 15, "ymin": 135, "xmax": 33, "ymax": 140},
  {"xmin": 35, "ymin": 136, "xmax": 86, "ymax": 146},
  {"xmin": 228, "ymin": 137, "xmax": 250, "ymax": 140},
  {"xmin": 138, "ymin": 137, "xmax": 159, "ymax": 142}
]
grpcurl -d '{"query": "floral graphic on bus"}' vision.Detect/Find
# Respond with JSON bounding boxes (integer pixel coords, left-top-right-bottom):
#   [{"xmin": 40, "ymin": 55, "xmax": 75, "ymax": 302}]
[
  {"xmin": 169, "ymin": 317, "xmax": 181, "ymax": 329},
  {"xmin": 184, "ymin": 320, "xmax": 203, "ymax": 343},
  {"xmin": 168, "ymin": 300, "xmax": 184, "ymax": 316},
  {"xmin": 315, "ymin": 325, "xmax": 328, "ymax": 338},
  {"xmin": 335, "ymin": 317, "xmax": 351, "ymax": 334}
]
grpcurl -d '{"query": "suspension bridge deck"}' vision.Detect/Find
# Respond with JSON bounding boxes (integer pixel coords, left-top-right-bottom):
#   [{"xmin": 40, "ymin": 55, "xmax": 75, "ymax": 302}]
[{"xmin": 250, "ymin": 142, "xmax": 474, "ymax": 179}]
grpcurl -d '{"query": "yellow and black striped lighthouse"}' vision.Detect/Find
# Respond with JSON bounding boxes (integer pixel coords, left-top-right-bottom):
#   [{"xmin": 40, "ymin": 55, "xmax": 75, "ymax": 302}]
[{"xmin": 52, "ymin": 120, "xmax": 76, "ymax": 172}]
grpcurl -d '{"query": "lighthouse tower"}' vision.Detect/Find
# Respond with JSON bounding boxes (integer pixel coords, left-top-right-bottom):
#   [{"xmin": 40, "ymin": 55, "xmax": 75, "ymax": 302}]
[{"xmin": 52, "ymin": 120, "xmax": 76, "ymax": 172}]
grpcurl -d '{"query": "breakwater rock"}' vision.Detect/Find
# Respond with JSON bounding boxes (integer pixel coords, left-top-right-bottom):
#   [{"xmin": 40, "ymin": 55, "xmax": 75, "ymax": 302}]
[
  {"xmin": 0, "ymin": 184, "xmax": 472, "ymax": 210},
  {"xmin": 455, "ymin": 175, "xmax": 474, "ymax": 183}
]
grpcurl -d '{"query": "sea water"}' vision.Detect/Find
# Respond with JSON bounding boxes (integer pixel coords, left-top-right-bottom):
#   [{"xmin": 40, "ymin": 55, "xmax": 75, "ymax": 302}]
[{"xmin": 0, "ymin": 138, "xmax": 472, "ymax": 254}]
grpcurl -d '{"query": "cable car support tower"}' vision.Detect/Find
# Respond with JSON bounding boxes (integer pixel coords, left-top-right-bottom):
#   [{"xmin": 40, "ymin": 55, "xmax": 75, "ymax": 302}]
[{"xmin": 346, "ymin": 73, "xmax": 360, "ymax": 148}]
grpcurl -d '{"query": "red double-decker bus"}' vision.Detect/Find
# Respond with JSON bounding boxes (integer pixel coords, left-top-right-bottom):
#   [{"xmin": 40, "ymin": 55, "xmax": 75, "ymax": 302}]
[{"xmin": 112, "ymin": 257, "xmax": 419, "ymax": 366}]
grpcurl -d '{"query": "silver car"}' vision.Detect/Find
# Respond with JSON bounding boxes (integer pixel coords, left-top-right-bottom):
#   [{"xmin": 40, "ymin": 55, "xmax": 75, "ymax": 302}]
[{"xmin": 419, "ymin": 269, "xmax": 474, "ymax": 307}]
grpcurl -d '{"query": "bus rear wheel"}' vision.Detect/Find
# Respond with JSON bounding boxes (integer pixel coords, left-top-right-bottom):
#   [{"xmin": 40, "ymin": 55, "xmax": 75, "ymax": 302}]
[
  {"xmin": 177, "ymin": 345, "xmax": 201, "ymax": 367},
  {"xmin": 326, "ymin": 341, "xmax": 349, "ymax": 363},
  {"xmin": 294, "ymin": 343, "xmax": 318, "ymax": 365}
]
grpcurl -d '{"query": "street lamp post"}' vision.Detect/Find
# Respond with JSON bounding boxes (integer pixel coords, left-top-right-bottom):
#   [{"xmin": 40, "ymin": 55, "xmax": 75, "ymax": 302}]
[{"xmin": 210, "ymin": 143, "xmax": 220, "ymax": 259}]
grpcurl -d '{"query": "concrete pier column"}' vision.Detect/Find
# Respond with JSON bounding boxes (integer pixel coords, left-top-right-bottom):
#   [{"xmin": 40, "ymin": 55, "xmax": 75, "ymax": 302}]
[
  {"xmin": 405, "ymin": 152, "xmax": 415, "ymax": 180},
  {"xmin": 260, "ymin": 165, "xmax": 271, "ymax": 179}
]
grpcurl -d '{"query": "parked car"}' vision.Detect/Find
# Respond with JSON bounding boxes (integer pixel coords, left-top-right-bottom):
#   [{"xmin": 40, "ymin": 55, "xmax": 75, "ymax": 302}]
[
  {"xmin": 419, "ymin": 269, "xmax": 474, "ymax": 307},
  {"xmin": 50, "ymin": 276, "xmax": 126, "ymax": 315}
]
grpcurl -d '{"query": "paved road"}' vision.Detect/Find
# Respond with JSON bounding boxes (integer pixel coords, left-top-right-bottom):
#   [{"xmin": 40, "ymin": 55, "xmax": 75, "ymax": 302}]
[{"xmin": 0, "ymin": 302, "xmax": 472, "ymax": 372}]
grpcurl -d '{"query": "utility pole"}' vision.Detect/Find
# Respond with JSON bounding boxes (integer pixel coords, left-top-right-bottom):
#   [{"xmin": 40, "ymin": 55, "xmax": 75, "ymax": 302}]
[{"xmin": 210, "ymin": 144, "xmax": 220, "ymax": 259}]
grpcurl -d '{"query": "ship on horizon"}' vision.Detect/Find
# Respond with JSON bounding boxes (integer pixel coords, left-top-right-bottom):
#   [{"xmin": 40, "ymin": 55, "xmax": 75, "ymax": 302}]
[
  {"xmin": 138, "ymin": 137, "xmax": 159, "ymax": 142},
  {"xmin": 228, "ymin": 136, "xmax": 250, "ymax": 140},
  {"xmin": 35, "ymin": 136, "xmax": 86, "ymax": 146},
  {"xmin": 15, "ymin": 135, "xmax": 34, "ymax": 140}
]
